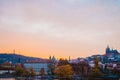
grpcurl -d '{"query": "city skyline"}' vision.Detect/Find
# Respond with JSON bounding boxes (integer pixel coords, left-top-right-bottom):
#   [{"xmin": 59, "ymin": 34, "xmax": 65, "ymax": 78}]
[{"xmin": 0, "ymin": 0, "xmax": 120, "ymax": 58}]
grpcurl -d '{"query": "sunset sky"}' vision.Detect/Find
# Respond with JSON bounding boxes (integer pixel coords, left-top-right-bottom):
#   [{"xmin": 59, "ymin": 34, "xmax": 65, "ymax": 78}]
[{"xmin": 0, "ymin": 0, "xmax": 120, "ymax": 59}]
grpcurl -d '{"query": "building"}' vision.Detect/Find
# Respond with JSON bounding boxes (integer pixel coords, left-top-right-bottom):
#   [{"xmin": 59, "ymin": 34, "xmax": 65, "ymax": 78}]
[
  {"xmin": 107, "ymin": 62, "xmax": 120, "ymax": 70},
  {"xmin": 115, "ymin": 62, "xmax": 120, "ymax": 70},
  {"xmin": 0, "ymin": 62, "xmax": 15, "ymax": 74},
  {"xmin": 103, "ymin": 46, "xmax": 120, "ymax": 63},
  {"xmin": 70, "ymin": 58, "xmax": 86, "ymax": 64},
  {"xmin": 106, "ymin": 45, "xmax": 119, "ymax": 55},
  {"xmin": 49, "ymin": 56, "xmax": 57, "ymax": 63},
  {"xmin": 71, "ymin": 60, "xmax": 90, "ymax": 77},
  {"xmin": 24, "ymin": 59, "xmax": 51, "ymax": 75}
]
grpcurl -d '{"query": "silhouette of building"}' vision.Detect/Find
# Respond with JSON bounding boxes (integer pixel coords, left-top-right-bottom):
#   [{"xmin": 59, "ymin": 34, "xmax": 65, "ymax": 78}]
[
  {"xmin": 106, "ymin": 45, "xmax": 119, "ymax": 55},
  {"xmin": 0, "ymin": 62, "xmax": 15, "ymax": 74},
  {"xmin": 71, "ymin": 60, "xmax": 90, "ymax": 77},
  {"xmin": 49, "ymin": 56, "xmax": 57, "ymax": 63}
]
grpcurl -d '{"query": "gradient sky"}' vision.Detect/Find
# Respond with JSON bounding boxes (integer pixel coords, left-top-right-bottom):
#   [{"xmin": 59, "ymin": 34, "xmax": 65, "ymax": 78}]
[{"xmin": 0, "ymin": 0, "xmax": 120, "ymax": 59}]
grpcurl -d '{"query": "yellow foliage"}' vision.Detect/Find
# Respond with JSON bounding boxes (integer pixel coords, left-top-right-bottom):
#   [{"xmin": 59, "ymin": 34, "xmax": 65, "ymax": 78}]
[{"xmin": 54, "ymin": 64, "xmax": 73, "ymax": 78}]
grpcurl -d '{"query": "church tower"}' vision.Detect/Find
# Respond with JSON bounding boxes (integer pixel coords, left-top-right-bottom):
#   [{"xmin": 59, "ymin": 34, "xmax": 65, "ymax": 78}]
[{"xmin": 106, "ymin": 45, "xmax": 110, "ymax": 54}]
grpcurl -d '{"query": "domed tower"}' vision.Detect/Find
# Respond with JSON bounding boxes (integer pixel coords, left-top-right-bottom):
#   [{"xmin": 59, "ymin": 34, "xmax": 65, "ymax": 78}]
[{"xmin": 106, "ymin": 45, "xmax": 110, "ymax": 54}]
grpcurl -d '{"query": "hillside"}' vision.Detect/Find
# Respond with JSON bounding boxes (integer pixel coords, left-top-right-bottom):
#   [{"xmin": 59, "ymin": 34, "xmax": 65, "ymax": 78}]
[{"xmin": 0, "ymin": 53, "xmax": 43, "ymax": 64}]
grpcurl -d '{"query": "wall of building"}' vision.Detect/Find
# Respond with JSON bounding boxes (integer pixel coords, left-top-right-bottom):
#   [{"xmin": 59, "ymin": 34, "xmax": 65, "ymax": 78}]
[{"xmin": 24, "ymin": 62, "xmax": 50, "ymax": 75}]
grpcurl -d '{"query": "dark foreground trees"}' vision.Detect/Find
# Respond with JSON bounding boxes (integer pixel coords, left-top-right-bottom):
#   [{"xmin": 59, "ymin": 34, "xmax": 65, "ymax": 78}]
[
  {"xmin": 15, "ymin": 66, "xmax": 36, "ymax": 77},
  {"xmin": 15, "ymin": 66, "xmax": 24, "ymax": 77},
  {"xmin": 89, "ymin": 56, "xmax": 102, "ymax": 79}
]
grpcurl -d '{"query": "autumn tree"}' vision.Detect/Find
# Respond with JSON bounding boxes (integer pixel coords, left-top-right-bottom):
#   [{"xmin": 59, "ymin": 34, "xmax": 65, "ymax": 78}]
[
  {"xmin": 23, "ymin": 69, "xmax": 29, "ymax": 77},
  {"xmin": 54, "ymin": 64, "xmax": 73, "ymax": 79},
  {"xmin": 29, "ymin": 67, "xmax": 36, "ymax": 77},
  {"xmin": 15, "ymin": 66, "xmax": 24, "ymax": 77},
  {"xmin": 94, "ymin": 56, "xmax": 100, "ymax": 69},
  {"xmin": 89, "ymin": 67, "xmax": 102, "ymax": 78},
  {"xmin": 40, "ymin": 68, "xmax": 45, "ymax": 76},
  {"xmin": 58, "ymin": 58, "xmax": 69, "ymax": 66},
  {"xmin": 89, "ymin": 56, "xmax": 102, "ymax": 78}
]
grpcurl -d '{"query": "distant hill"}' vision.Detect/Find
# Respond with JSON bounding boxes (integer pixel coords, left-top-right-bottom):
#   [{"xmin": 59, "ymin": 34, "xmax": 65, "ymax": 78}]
[{"xmin": 0, "ymin": 53, "xmax": 43, "ymax": 64}]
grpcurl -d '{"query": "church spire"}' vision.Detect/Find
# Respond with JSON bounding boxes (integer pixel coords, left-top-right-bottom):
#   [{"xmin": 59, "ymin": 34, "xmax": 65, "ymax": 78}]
[
  {"xmin": 107, "ymin": 45, "xmax": 109, "ymax": 48},
  {"xmin": 106, "ymin": 45, "xmax": 110, "ymax": 54}
]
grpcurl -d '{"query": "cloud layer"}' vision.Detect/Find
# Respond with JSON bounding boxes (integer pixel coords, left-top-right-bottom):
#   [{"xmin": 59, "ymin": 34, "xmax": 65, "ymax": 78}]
[{"xmin": 0, "ymin": 0, "xmax": 120, "ymax": 58}]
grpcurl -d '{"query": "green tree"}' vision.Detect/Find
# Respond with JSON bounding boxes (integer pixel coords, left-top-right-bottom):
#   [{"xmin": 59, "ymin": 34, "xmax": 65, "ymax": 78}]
[
  {"xmin": 54, "ymin": 64, "xmax": 73, "ymax": 79},
  {"xmin": 58, "ymin": 58, "xmax": 69, "ymax": 66},
  {"xmin": 48, "ymin": 63, "xmax": 55, "ymax": 75}
]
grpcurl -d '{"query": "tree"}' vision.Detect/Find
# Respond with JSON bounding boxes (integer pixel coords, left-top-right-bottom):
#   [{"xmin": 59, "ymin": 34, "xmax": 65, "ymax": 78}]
[
  {"xmin": 29, "ymin": 67, "xmax": 36, "ymax": 77},
  {"xmin": 15, "ymin": 66, "xmax": 24, "ymax": 77},
  {"xmin": 54, "ymin": 64, "xmax": 73, "ymax": 79},
  {"xmin": 48, "ymin": 63, "xmax": 55, "ymax": 75},
  {"xmin": 58, "ymin": 58, "xmax": 69, "ymax": 66},
  {"xmin": 89, "ymin": 56, "xmax": 102, "ymax": 78},
  {"xmin": 40, "ymin": 68, "xmax": 45, "ymax": 76},
  {"xmin": 23, "ymin": 69, "xmax": 29, "ymax": 77},
  {"xmin": 94, "ymin": 56, "xmax": 100, "ymax": 69},
  {"xmin": 89, "ymin": 67, "xmax": 102, "ymax": 78},
  {"xmin": 112, "ymin": 68, "xmax": 120, "ymax": 77}
]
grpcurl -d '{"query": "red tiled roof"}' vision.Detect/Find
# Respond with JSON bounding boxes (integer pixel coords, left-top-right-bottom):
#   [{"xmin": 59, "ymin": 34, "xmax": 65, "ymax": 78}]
[{"xmin": 2, "ymin": 62, "xmax": 12, "ymax": 66}]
